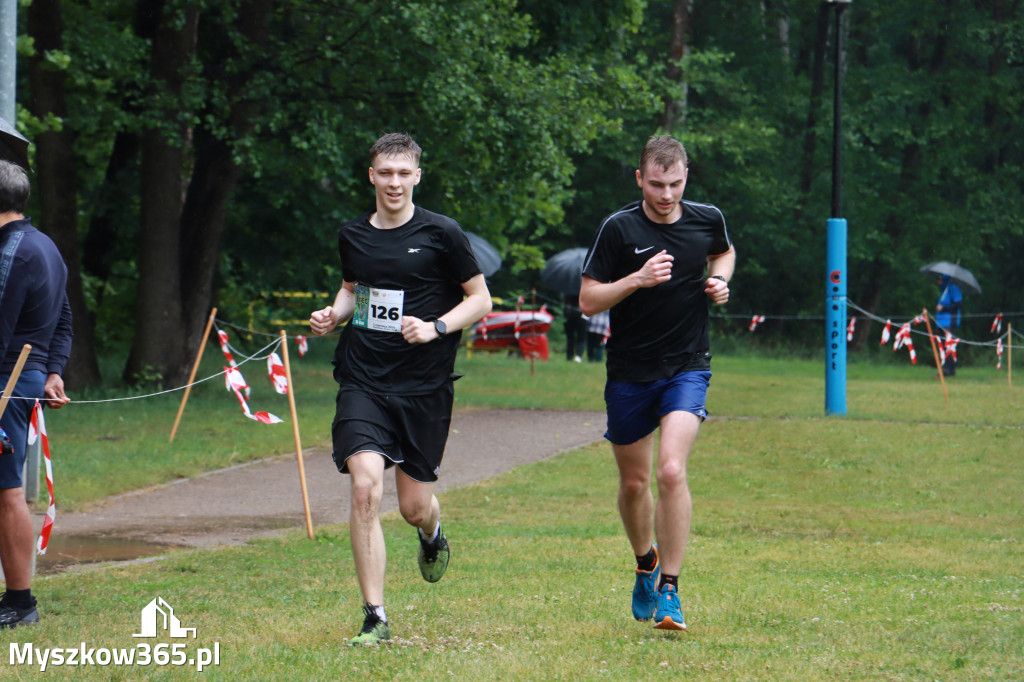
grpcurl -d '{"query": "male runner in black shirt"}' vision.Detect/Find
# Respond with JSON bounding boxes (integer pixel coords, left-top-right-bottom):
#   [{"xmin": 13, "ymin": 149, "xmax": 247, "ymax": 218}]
[
  {"xmin": 580, "ymin": 135, "xmax": 735, "ymax": 631},
  {"xmin": 310, "ymin": 134, "xmax": 491, "ymax": 645}
]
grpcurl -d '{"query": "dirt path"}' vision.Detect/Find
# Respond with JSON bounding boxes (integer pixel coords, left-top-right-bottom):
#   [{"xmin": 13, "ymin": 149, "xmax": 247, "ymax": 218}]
[{"xmin": 37, "ymin": 409, "xmax": 605, "ymax": 571}]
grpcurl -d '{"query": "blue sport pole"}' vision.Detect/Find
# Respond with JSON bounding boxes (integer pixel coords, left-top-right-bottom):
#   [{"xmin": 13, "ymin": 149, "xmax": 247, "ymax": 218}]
[{"xmin": 825, "ymin": 218, "xmax": 847, "ymax": 415}]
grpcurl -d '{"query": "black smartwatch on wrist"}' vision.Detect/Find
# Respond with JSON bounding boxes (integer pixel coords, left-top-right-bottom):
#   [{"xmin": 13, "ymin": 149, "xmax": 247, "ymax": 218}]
[
  {"xmin": 433, "ymin": 319, "xmax": 447, "ymax": 337},
  {"xmin": 712, "ymin": 275, "xmax": 726, "ymax": 283}
]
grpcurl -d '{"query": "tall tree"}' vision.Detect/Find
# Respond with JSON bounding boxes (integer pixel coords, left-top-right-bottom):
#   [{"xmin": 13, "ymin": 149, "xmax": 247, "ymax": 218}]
[
  {"xmin": 123, "ymin": 1, "xmax": 199, "ymax": 385},
  {"xmin": 26, "ymin": 0, "xmax": 102, "ymax": 387},
  {"xmin": 659, "ymin": 0, "xmax": 693, "ymax": 131}
]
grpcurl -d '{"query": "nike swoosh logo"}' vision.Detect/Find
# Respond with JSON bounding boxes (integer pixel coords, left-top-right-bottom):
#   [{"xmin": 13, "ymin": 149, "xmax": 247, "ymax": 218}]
[{"xmin": 634, "ymin": 246, "xmax": 654, "ymax": 254}]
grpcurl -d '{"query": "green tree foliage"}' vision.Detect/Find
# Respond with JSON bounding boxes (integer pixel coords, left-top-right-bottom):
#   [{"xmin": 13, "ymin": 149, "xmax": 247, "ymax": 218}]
[
  {"xmin": 16, "ymin": 0, "xmax": 1024, "ymax": 387},
  {"xmin": 21, "ymin": 0, "xmax": 651, "ymax": 386}
]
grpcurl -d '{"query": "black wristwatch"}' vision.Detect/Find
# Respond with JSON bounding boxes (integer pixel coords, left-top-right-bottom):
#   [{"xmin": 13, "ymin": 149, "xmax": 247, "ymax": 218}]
[
  {"xmin": 433, "ymin": 319, "xmax": 447, "ymax": 337},
  {"xmin": 712, "ymin": 275, "xmax": 727, "ymax": 283}
]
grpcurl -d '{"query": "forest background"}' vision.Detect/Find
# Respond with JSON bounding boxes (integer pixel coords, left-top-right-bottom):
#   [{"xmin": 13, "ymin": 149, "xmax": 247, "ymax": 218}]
[{"xmin": 11, "ymin": 0, "xmax": 1024, "ymax": 390}]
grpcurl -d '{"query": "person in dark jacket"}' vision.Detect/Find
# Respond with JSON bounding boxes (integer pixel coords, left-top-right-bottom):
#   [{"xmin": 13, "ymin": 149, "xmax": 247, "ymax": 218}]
[{"xmin": 0, "ymin": 160, "xmax": 72, "ymax": 628}]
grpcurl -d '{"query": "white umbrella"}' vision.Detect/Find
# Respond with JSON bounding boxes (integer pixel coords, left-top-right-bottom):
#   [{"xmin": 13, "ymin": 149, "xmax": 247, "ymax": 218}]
[{"xmin": 919, "ymin": 261, "xmax": 981, "ymax": 296}]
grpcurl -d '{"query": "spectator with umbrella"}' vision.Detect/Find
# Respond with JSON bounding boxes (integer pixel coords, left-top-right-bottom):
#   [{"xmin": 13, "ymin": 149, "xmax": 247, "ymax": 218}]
[
  {"xmin": 465, "ymin": 232, "xmax": 501, "ymax": 278},
  {"xmin": 920, "ymin": 261, "xmax": 980, "ymax": 377},
  {"xmin": 541, "ymin": 248, "xmax": 589, "ymax": 362},
  {"xmin": 0, "ymin": 116, "xmax": 31, "ymax": 172}
]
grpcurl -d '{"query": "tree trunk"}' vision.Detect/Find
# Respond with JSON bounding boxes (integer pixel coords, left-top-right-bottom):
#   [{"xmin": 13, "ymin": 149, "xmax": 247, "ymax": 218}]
[
  {"xmin": 659, "ymin": 0, "xmax": 693, "ymax": 132},
  {"xmin": 26, "ymin": 0, "xmax": 102, "ymax": 388},
  {"xmin": 793, "ymin": 2, "xmax": 830, "ymax": 225},
  {"xmin": 180, "ymin": 0, "xmax": 271, "ymax": 355},
  {"xmin": 123, "ymin": 3, "xmax": 199, "ymax": 386}
]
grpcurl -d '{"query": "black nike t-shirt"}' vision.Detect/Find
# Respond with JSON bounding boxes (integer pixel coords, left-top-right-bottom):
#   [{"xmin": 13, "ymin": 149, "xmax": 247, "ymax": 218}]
[
  {"xmin": 334, "ymin": 206, "xmax": 481, "ymax": 394},
  {"xmin": 583, "ymin": 199, "xmax": 731, "ymax": 382}
]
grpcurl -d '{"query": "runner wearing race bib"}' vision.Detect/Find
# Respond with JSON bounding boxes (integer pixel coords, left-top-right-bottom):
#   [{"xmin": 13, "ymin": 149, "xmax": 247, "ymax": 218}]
[{"xmin": 309, "ymin": 133, "xmax": 491, "ymax": 647}]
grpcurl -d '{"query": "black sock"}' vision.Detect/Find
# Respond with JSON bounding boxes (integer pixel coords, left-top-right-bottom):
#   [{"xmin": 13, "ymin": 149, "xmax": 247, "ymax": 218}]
[
  {"xmin": 3, "ymin": 589, "xmax": 34, "ymax": 609},
  {"xmin": 635, "ymin": 547, "xmax": 657, "ymax": 572},
  {"xmin": 658, "ymin": 574, "xmax": 678, "ymax": 591}
]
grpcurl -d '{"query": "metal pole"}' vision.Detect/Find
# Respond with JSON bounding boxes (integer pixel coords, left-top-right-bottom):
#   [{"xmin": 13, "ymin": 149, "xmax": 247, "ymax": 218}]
[
  {"xmin": 825, "ymin": 0, "xmax": 850, "ymax": 416},
  {"xmin": 0, "ymin": 0, "xmax": 16, "ymax": 123},
  {"xmin": 23, "ymin": 428, "xmax": 39, "ymax": 503},
  {"xmin": 831, "ymin": 3, "xmax": 847, "ymax": 218}
]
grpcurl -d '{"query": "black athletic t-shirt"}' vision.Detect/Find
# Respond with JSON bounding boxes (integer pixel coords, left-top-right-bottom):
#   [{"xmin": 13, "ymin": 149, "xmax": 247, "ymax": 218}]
[
  {"xmin": 583, "ymin": 199, "xmax": 731, "ymax": 382},
  {"xmin": 334, "ymin": 206, "xmax": 481, "ymax": 394}
]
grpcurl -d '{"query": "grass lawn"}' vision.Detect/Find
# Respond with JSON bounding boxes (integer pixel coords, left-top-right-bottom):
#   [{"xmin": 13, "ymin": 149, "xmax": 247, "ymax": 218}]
[{"xmin": 2, "ymin": 344, "xmax": 1022, "ymax": 679}]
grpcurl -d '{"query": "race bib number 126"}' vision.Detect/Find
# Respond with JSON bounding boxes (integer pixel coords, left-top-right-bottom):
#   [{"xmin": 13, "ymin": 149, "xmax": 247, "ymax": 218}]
[{"xmin": 352, "ymin": 285, "xmax": 405, "ymax": 333}]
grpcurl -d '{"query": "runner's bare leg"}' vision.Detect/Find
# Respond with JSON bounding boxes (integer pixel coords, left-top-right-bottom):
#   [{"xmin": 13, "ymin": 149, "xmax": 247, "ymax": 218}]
[
  {"xmin": 395, "ymin": 469, "xmax": 440, "ymax": 535},
  {"xmin": 347, "ymin": 451, "xmax": 387, "ymax": 604},
  {"xmin": 612, "ymin": 432, "xmax": 656, "ymax": 556},
  {"xmin": 654, "ymin": 411, "xmax": 701, "ymax": 576}
]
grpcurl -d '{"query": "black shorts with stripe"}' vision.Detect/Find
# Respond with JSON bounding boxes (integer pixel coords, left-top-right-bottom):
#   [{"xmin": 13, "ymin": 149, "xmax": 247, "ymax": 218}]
[{"xmin": 331, "ymin": 383, "xmax": 454, "ymax": 483}]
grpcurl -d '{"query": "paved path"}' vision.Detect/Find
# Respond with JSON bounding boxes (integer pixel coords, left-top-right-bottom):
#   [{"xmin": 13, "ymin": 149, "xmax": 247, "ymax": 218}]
[{"xmin": 40, "ymin": 409, "xmax": 605, "ymax": 571}]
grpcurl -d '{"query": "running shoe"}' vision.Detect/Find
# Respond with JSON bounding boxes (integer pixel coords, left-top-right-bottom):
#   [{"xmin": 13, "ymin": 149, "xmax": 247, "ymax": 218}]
[
  {"xmin": 347, "ymin": 605, "xmax": 391, "ymax": 646},
  {"xmin": 653, "ymin": 583, "xmax": 687, "ymax": 631},
  {"xmin": 417, "ymin": 526, "xmax": 450, "ymax": 583},
  {"xmin": 0, "ymin": 595, "xmax": 39, "ymax": 629},
  {"xmin": 631, "ymin": 545, "xmax": 659, "ymax": 621}
]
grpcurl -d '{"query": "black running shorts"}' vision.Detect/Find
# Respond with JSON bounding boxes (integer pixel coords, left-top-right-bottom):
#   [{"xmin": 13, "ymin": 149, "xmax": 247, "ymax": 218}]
[{"xmin": 331, "ymin": 383, "xmax": 454, "ymax": 483}]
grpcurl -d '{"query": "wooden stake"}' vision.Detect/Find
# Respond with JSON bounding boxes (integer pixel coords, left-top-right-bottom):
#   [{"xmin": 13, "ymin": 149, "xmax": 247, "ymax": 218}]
[
  {"xmin": 0, "ymin": 344, "xmax": 32, "ymax": 422},
  {"xmin": 921, "ymin": 308, "xmax": 949, "ymax": 403},
  {"xmin": 280, "ymin": 330, "xmax": 314, "ymax": 540},
  {"xmin": 530, "ymin": 287, "xmax": 537, "ymax": 376},
  {"xmin": 170, "ymin": 308, "xmax": 217, "ymax": 442}
]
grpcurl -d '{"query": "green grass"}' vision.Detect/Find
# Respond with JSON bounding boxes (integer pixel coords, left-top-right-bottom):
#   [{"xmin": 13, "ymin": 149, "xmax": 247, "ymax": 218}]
[
  {"xmin": 4, "ymin": 351, "xmax": 1022, "ymax": 679},
  {"xmin": 45, "ymin": 336, "xmax": 1021, "ymax": 508}
]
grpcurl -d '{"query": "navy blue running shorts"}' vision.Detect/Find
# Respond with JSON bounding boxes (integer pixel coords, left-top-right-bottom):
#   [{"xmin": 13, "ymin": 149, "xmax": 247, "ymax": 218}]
[
  {"xmin": 331, "ymin": 383, "xmax": 454, "ymax": 483},
  {"xmin": 0, "ymin": 370, "xmax": 46, "ymax": 489},
  {"xmin": 604, "ymin": 370, "xmax": 711, "ymax": 446}
]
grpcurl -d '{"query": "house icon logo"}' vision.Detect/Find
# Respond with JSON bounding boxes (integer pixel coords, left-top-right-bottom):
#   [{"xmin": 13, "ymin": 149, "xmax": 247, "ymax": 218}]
[{"xmin": 133, "ymin": 597, "xmax": 197, "ymax": 639}]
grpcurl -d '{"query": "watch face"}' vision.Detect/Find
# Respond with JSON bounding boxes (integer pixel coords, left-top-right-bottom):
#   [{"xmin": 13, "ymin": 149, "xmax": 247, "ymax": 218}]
[{"xmin": 434, "ymin": 319, "xmax": 447, "ymax": 336}]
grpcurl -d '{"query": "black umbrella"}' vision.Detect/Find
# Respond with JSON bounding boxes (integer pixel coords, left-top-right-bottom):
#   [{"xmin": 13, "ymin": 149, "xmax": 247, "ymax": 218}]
[
  {"xmin": 466, "ymin": 232, "xmax": 502, "ymax": 277},
  {"xmin": 0, "ymin": 116, "xmax": 31, "ymax": 172},
  {"xmin": 919, "ymin": 261, "xmax": 981, "ymax": 296},
  {"xmin": 541, "ymin": 247, "xmax": 589, "ymax": 295}
]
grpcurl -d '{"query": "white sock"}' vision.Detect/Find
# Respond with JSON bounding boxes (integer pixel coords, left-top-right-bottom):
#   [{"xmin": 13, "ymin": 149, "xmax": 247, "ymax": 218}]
[
  {"xmin": 419, "ymin": 523, "xmax": 440, "ymax": 543},
  {"xmin": 372, "ymin": 604, "xmax": 386, "ymax": 623}
]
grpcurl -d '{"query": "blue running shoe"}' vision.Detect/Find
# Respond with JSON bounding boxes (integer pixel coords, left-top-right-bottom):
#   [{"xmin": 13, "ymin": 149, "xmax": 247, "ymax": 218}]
[
  {"xmin": 653, "ymin": 583, "xmax": 687, "ymax": 631},
  {"xmin": 631, "ymin": 545, "xmax": 659, "ymax": 621}
]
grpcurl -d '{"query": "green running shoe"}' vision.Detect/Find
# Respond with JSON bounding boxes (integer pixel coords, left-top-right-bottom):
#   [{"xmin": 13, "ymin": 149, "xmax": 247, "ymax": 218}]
[
  {"xmin": 348, "ymin": 605, "xmax": 391, "ymax": 646},
  {"xmin": 418, "ymin": 526, "xmax": 450, "ymax": 583},
  {"xmin": 631, "ymin": 545, "xmax": 659, "ymax": 621},
  {"xmin": 653, "ymin": 583, "xmax": 687, "ymax": 631}
]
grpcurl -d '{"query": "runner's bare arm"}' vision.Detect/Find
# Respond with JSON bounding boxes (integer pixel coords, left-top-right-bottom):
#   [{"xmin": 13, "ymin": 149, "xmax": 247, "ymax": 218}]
[
  {"xmin": 704, "ymin": 246, "xmax": 736, "ymax": 305},
  {"xmin": 310, "ymin": 281, "xmax": 356, "ymax": 336},
  {"xmin": 402, "ymin": 273, "xmax": 493, "ymax": 344},
  {"xmin": 578, "ymin": 250, "xmax": 673, "ymax": 316}
]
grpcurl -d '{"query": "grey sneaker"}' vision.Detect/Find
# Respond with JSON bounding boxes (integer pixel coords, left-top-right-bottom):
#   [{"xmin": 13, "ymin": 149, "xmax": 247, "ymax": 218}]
[
  {"xmin": 348, "ymin": 605, "xmax": 391, "ymax": 646},
  {"xmin": 417, "ymin": 526, "xmax": 450, "ymax": 583}
]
